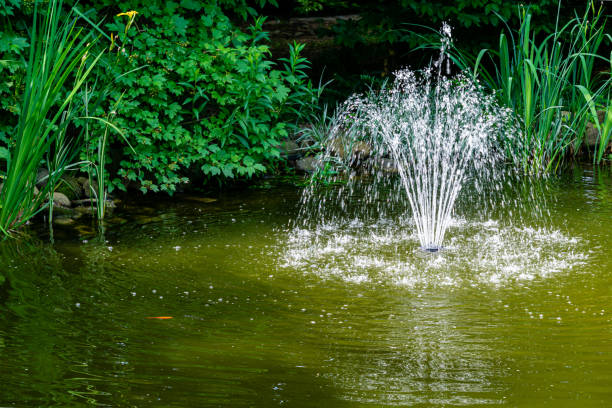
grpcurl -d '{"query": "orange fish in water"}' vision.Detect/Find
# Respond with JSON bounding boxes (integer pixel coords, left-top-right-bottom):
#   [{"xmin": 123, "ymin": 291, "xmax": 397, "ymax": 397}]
[{"xmin": 146, "ymin": 316, "xmax": 173, "ymax": 319}]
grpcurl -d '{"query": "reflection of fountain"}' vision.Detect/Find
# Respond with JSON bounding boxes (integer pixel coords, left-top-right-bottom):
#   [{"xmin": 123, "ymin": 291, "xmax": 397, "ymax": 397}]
[{"xmin": 324, "ymin": 295, "xmax": 508, "ymax": 406}]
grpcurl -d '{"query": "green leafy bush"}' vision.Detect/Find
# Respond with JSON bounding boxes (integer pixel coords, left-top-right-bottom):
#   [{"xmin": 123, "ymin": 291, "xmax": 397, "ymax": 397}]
[
  {"xmin": 81, "ymin": 0, "xmax": 319, "ymax": 194},
  {"xmin": 0, "ymin": 0, "xmax": 29, "ymax": 162}
]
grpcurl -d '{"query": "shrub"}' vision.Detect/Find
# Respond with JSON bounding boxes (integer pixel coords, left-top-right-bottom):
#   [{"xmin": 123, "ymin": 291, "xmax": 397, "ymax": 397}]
[
  {"xmin": 0, "ymin": 0, "xmax": 29, "ymax": 164},
  {"xmin": 80, "ymin": 0, "xmax": 319, "ymax": 194}
]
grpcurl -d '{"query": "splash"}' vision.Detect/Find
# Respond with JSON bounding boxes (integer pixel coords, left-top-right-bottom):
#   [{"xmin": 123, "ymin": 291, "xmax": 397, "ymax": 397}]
[
  {"xmin": 298, "ymin": 24, "xmax": 517, "ymax": 250},
  {"xmin": 283, "ymin": 25, "xmax": 586, "ymax": 286}
]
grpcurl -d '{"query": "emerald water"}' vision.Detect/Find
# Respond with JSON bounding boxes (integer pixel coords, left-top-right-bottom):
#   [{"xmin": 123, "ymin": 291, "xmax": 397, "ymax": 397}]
[{"xmin": 1, "ymin": 166, "xmax": 612, "ymax": 407}]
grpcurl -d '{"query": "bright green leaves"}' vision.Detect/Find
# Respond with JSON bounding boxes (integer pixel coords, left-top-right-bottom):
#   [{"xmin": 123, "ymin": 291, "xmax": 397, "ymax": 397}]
[
  {"xmin": 180, "ymin": 0, "xmax": 202, "ymax": 12},
  {"xmin": 0, "ymin": 146, "xmax": 9, "ymax": 161},
  {"xmin": 88, "ymin": 0, "xmax": 318, "ymax": 193},
  {"xmin": 0, "ymin": 34, "xmax": 28, "ymax": 54},
  {"xmin": 170, "ymin": 15, "xmax": 188, "ymax": 36}
]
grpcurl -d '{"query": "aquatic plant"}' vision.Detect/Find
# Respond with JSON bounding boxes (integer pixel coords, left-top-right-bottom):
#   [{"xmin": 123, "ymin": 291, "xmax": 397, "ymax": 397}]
[
  {"xmin": 442, "ymin": 2, "xmax": 611, "ymax": 171},
  {"xmin": 578, "ymin": 76, "xmax": 612, "ymax": 164},
  {"xmin": 0, "ymin": 0, "xmax": 102, "ymax": 235}
]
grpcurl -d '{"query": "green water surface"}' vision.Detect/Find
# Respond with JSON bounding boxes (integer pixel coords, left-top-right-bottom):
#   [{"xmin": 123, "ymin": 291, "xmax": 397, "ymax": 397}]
[{"xmin": 1, "ymin": 167, "xmax": 611, "ymax": 407}]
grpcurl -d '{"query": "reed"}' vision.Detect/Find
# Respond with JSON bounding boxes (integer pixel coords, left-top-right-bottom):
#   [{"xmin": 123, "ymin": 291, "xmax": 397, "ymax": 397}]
[
  {"xmin": 0, "ymin": 0, "xmax": 102, "ymax": 235},
  {"xmin": 437, "ymin": 2, "xmax": 610, "ymax": 172}
]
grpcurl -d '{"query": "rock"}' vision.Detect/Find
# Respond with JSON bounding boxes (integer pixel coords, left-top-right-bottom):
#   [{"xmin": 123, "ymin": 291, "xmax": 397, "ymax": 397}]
[
  {"xmin": 52, "ymin": 205, "xmax": 76, "ymax": 217},
  {"xmin": 75, "ymin": 224, "xmax": 96, "ymax": 237},
  {"xmin": 52, "ymin": 192, "xmax": 71, "ymax": 208},
  {"xmin": 73, "ymin": 198, "xmax": 116, "ymax": 208},
  {"xmin": 296, "ymin": 156, "xmax": 321, "ymax": 173},
  {"xmin": 328, "ymin": 136, "xmax": 372, "ymax": 162},
  {"xmin": 351, "ymin": 141, "xmax": 372, "ymax": 160},
  {"xmin": 36, "ymin": 168, "xmax": 49, "ymax": 188},
  {"xmin": 56, "ymin": 176, "xmax": 82, "ymax": 200},
  {"xmin": 299, "ymin": 138, "xmax": 317, "ymax": 151},
  {"xmin": 82, "ymin": 179, "xmax": 99, "ymax": 199},
  {"xmin": 134, "ymin": 215, "xmax": 163, "ymax": 225},
  {"xmin": 184, "ymin": 196, "xmax": 218, "ymax": 203},
  {"xmin": 328, "ymin": 136, "xmax": 346, "ymax": 157},
  {"xmin": 279, "ymin": 139, "xmax": 301, "ymax": 160},
  {"xmin": 73, "ymin": 205, "xmax": 96, "ymax": 214},
  {"xmin": 584, "ymin": 110, "xmax": 609, "ymax": 148},
  {"xmin": 53, "ymin": 217, "xmax": 75, "ymax": 226},
  {"xmin": 107, "ymin": 217, "xmax": 128, "ymax": 225},
  {"xmin": 584, "ymin": 122, "xmax": 599, "ymax": 148},
  {"xmin": 72, "ymin": 199, "xmax": 95, "ymax": 206},
  {"xmin": 372, "ymin": 157, "xmax": 398, "ymax": 173}
]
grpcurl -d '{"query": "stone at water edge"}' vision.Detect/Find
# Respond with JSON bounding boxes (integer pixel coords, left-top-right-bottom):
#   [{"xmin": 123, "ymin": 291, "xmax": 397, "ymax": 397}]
[
  {"xmin": 278, "ymin": 139, "xmax": 302, "ymax": 160},
  {"xmin": 55, "ymin": 176, "xmax": 83, "ymax": 201},
  {"xmin": 328, "ymin": 137, "xmax": 372, "ymax": 164},
  {"xmin": 328, "ymin": 136, "xmax": 346, "ymax": 158},
  {"xmin": 352, "ymin": 141, "xmax": 372, "ymax": 160},
  {"xmin": 584, "ymin": 110, "xmax": 610, "ymax": 148},
  {"xmin": 370, "ymin": 157, "xmax": 398, "ymax": 173},
  {"xmin": 52, "ymin": 192, "xmax": 71, "ymax": 208},
  {"xmin": 72, "ymin": 198, "xmax": 117, "ymax": 215},
  {"xmin": 184, "ymin": 196, "xmax": 218, "ymax": 204},
  {"xmin": 82, "ymin": 179, "xmax": 99, "ymax": 199},
  {"xmin": 36, "ymin": 168, "xmax": 49, "ymax": 188},
  {"xmin": 73, "ymin": 205, "xmax": 95, "ymax": 214},
  {"xmin": 296, "ymin": 156, "xmax": 321, "ymax": 173},
  {"xmin": 53, "ymin": 217, "xmax": 76, "ymax": 226}
]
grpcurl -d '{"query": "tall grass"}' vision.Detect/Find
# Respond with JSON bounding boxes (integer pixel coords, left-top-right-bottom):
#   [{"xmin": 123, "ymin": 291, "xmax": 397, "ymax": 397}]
[
  {"xmin": 82, "ymin": 91, "xmax": 131, "ymax": 221},
  {"xmin": 440, "ymin": 1, "xmax": 610, "ymax": 173},
  {"xmin": 578, "ymin": 67, "xmax": 612, "ymax": 164},
  {"xmin": 0, "ymin": 0, "xmax": 102, "ymax": 236}
]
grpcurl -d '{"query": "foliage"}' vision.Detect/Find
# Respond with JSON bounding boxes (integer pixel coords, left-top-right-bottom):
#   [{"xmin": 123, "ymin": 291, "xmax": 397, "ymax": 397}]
[
  {"xmin": 296, "ymin": 104, "xmax": 338, "ymax": 152},
  {"xmin": 579, "ymin": 71, "xmax": 612, "ymax": 164},
  {"xmin": 0, "ymin": 0, "xmax": 101, "ymax": 235},
  {"xmin": 81, "ymin": 86, "xmax": 135, "ymax": 220},
  {"xmin": 320, "ymin": 0, "xmax": 563, "ymax": 49},
  {"xmin": 0, "ymin": 0, "xmax": 29, "ymax": 161},
  {"xmin": 439, "ymin": 3, "xmax": 611, "ymax": 172},
  {"xmin": 294, "ymin": 0, "xmax": 353, "ymax": 14},
  {"xmin": 76, "ymin": 0, "xmax": 320, "ymax": 194}
]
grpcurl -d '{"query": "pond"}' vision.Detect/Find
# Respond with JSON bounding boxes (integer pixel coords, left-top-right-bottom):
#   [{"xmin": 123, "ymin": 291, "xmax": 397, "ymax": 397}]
[{"xmin": 1, "ymin": 166, "xmax": 611, "ymax": 407}]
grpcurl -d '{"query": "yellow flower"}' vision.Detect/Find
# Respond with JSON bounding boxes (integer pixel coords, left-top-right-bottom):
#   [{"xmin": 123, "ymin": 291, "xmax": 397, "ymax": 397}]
[
  {"xmin": 116, "ymin": 10, "xmax": 138, "ymax": 34},
  {"xmin": 116, "ymin": 10, "xmax": 138, "ymax": 18}
]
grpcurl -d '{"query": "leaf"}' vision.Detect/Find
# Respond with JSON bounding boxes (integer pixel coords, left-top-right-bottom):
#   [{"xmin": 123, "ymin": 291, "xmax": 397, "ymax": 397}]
[
  {"xmin": 171, "ymin": 15, "xmax": 189, "ymax": 36},
  {"xmin": 180, "ymin": 0, "xmax": 202, "ymax": 11},
  {"xmin": 0, "ymin": 146, "xmax": 9, "ymax": 161}
]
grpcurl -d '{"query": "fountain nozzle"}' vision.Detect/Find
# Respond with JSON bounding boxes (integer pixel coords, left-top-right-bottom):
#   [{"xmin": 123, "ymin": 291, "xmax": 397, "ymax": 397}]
[{"xmin": 423, "ymin": 245, "xmax": 442, "ymax": 253}]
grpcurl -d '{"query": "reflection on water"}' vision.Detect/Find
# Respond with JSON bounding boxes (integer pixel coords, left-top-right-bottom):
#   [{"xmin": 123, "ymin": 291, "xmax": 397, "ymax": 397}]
[{"xmin": 0, "ymin": 167, "xmax": 611, "ymax": 407}]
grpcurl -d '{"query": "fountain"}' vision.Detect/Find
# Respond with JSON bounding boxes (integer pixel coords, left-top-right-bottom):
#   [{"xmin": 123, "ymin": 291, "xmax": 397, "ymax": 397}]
[
  {"xmin": 281, "ymin": 26, "xmax": 586, "ymax": 288},
  {"xmin": 297, "ymin": 25, "xmax": 517, "ymax": 252}
]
